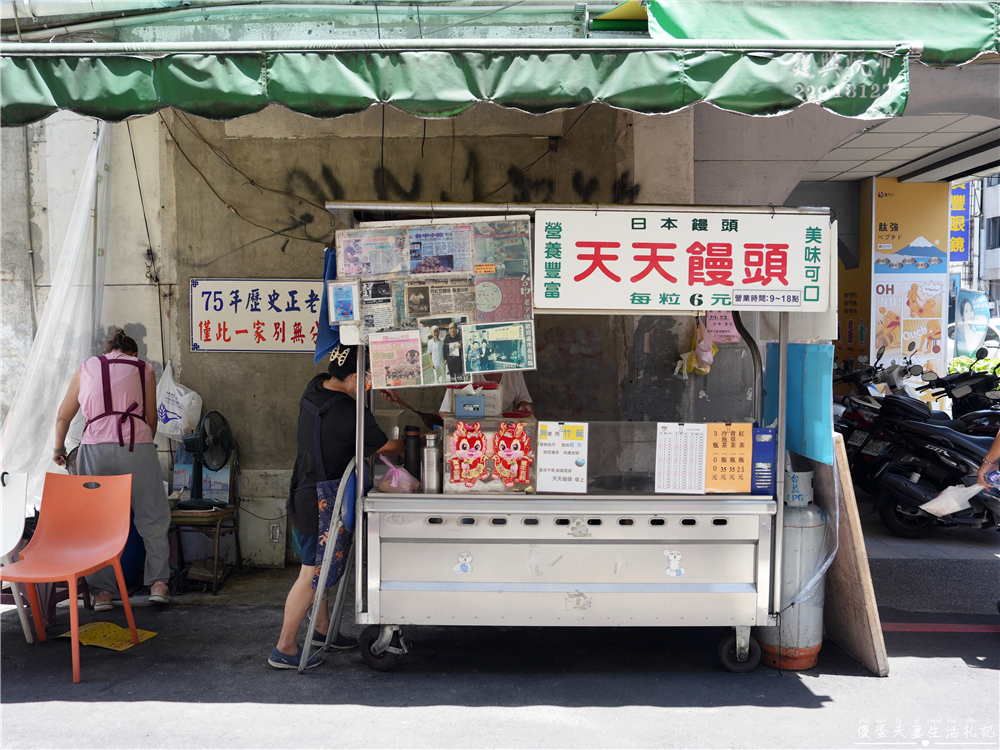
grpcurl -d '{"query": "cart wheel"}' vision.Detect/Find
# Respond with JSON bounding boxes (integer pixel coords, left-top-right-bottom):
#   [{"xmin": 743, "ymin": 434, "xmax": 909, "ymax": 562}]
[
  {"xmin": 718, "ymin": 634, "xmax": 761, "ymax": 673},
  {"xmin": 359, "ymin": 625, "xmax": 400, "ymax": 672}
]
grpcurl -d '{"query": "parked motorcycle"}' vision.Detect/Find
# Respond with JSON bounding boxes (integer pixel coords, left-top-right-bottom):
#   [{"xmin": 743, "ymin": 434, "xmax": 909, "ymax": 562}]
[{"xmin": 872, "ymin": 390, "xmax": 1000, "ymax": 538}]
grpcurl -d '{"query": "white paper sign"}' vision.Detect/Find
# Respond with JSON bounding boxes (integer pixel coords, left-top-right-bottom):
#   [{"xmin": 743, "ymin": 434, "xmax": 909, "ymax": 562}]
[
  {"xmin": 537, "ymin": 422, "xmax": 588, "ymax": 493},
  {"xmin": 655, "ymin": 423, "xmax": 708, "ymax": 494},
  {"xmin": 534, "ymin": 209, "xmax": 832, "ymax": 313},
  {"xmin": 190, "ymin": 278, "xmax": 322, "ymax": 353}
]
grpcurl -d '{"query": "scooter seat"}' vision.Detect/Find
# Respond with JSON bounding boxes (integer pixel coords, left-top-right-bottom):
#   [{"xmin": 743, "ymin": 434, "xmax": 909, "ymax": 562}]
[{"xmin": 902, "ymin": 419, "xmax": 994, "ymax": 456}]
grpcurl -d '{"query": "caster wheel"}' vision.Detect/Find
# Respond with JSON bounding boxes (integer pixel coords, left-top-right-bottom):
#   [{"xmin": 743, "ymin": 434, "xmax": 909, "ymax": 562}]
[
  {"xmin": 718, "ymin": 634, "xmax": 761, "ymax": 673},
  {"xmin": 359, "ymin": 625, "xmax": 400, "ymax": 672}
]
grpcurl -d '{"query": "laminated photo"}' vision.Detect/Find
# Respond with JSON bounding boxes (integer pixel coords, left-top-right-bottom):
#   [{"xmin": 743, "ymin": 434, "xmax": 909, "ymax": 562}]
[
  {"xmin": 416, "ymin": 314, "xmax": 472, "ymax": 385},
  {"xmin": 369, "ymin": 330, "xmax": 423, "ymax": 389},
  {"xmin": 461, "ymin": 320, "xmax": 536, "ymax": 373},
  {"xmin": 327, "ymin": 281, "xmax": 359, "ymax": 324}
]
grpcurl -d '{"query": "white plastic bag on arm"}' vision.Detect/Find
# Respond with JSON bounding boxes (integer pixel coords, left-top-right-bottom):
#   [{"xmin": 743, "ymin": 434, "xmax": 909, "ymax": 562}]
[{"xmin": 156, "ymin": 361, "xmax": 202, "ymax": 439}]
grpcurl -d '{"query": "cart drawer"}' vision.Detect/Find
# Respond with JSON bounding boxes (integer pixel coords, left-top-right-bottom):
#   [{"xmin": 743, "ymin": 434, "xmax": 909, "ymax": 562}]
[
  {"xmin": 380, "ymin": 541, "xmax": 758, "ymax": 584},
  {"xmin": 377, "ymin": 590, "xmax": 760, "ymax": 627}
]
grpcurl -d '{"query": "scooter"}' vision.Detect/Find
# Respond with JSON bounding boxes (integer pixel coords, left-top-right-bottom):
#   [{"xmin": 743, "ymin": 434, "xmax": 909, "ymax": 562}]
[{"xmin": 872, "ymin": 389, "xmax": 1000, "ymax": 538}]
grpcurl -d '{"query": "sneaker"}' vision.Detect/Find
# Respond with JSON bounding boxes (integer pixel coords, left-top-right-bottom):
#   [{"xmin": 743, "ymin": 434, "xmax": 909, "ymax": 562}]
[
  {"xmin": 148, "ymin": 582, "xmax": 170, "ymax": 604},
  {"xmin": 268, "ymin": 646, "xmax": 324, "ymax": 670},
  {"xmin": 93, "ymin": 591, "xmax": 113, "ymax": 612},
  {"xmin": 311, "ymin": 630, "xmax": 358, "ymax": 650}
]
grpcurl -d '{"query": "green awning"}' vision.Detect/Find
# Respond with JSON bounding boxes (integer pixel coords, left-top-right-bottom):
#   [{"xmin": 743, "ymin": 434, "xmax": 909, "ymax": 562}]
[
  {"xmin": 2, "ymin": 42, "xmax": 910, "ymax": 126},
  {"xmin": 646, "ymin": 0, "xmax": 1000, "ymax": 66}
]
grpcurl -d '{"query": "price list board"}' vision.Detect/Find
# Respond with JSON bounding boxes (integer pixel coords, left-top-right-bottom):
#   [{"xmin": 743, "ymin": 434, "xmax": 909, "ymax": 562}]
[
  {"xmin": 704, "ymin": 423, "xmax": 753, "ymax": 493},
  {"xmin": 654, "ymin": 423, "xmax": 708, "ymax": 494}
]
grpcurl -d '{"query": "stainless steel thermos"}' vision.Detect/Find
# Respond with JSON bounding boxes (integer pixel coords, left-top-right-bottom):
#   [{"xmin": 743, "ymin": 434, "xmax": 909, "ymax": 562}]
[{"xmin": 421, "ymin": 432, "xmax": 443, "ymax": 494}]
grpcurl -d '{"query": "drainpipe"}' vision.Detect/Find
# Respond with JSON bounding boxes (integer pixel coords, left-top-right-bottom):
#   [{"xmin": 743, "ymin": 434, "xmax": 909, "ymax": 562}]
[{"xmin": 23, "ymin": 126, "xmax": 38, "ymax": 334}]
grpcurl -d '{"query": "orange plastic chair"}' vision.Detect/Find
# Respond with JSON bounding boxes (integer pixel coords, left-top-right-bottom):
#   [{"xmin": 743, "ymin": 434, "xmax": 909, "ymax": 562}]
[{"xmin": 0, "ymin": 473, "xmax": 139, "ymax": 683}]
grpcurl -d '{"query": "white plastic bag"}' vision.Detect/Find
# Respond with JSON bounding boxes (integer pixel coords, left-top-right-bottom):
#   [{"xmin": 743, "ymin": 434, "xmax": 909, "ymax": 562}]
[
  {"xmin": 156, "ymin": 361, "xmax": 202, "ymax": 439},
  {"xmin": 920, "ymin": 483, "xmax": 981, "ymax": 517}
]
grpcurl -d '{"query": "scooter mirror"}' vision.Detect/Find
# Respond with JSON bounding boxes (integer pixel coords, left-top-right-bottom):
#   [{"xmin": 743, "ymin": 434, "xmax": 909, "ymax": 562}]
[
  {"xmin": 921, "ymin": 371, "xmax": 937, "ymax": 382},
  {"xmin": 858, "ymin": 355, "xmax": 869, "ymax": 364},
  {"xmin": 976, "ymin": 347, "xmax": 989, "ymax": 361},
  {"xmin": 987, "ymin": 390, "xmax": 1000, "ymax": 401},
  {"xmin": 952, "ymin": 385, "xmax": 973, "ymax": 398},
  {"xmin": 876, "ymin": 345, "xmax": 885, "ymax": 362},
  {"xmin": 908, "ymin": 365, "xmax": 923, "ymax": 376}
]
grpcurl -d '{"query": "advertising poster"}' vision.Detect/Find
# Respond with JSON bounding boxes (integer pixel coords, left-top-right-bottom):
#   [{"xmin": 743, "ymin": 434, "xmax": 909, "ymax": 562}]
[
  {"xmin": 871, "ymin": 178, "xmax": 949, "ymax": 375},
  {"xmin": 336, "ymin": 228, "xmax": 409, "ymax": 277},
  {"xmin": 327, "ymin": 281, "xmax": 359, "ymax": 325},
  {"xmin": 473, "ymin": 219, "xmax": 533, "ymax": 322},
  {"xmin": 462, "ymin": 321, "xmax": 536, "ymax": 373},
  {"xmin": 533, "ymin": 209, "xmax": 832, "ymax": 313},
  {"xmin": 369, "ymin": 330, "xmax": 423, "ymax": 389},
  {"xmin": 190, "ymin": 278, "xmax": 322, "ymax": 353},
  {"xmin": 536, "ymin": 422, "xmax": 588, "ymax": 493},
  {"xmin": 955, "ymin": 288, "xmax": 990, "ymax": 357},
  {"xmin": 408, "ymin": 224, "xmax": 474, "ymax": 274},
  {"xmin": 949, "ymin": 183, "xmax": 971, "ymax": 262}
]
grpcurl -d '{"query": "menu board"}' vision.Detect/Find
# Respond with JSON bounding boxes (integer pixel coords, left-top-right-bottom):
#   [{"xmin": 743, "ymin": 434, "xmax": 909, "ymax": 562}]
[
  {"xmin": 654, "ymin": 423, "xmax": 708, "ymax": 494},
  {"xmin": 704, "ymin": 423, "xmax": 753, "ymax": 493},
  {"xmin": 536, "ymin": 422, "xmax": 588, "ymax": 493}
]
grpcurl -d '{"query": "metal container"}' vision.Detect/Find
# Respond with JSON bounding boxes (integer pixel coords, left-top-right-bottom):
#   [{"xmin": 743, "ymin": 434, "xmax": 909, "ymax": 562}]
[
  {"xmin": 403, "ymin": 425, "xmax": 422, "ymax": 482},
  {"xmin": 421, "ymin": 432, "xmax": 442, "ymax": 494}
]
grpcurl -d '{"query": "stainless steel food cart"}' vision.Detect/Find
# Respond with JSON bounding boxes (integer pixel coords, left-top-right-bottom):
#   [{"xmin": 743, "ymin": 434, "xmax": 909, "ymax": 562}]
[{"xmin": 303, "ymin": 204, "xmax": 832, "ymax": 674}]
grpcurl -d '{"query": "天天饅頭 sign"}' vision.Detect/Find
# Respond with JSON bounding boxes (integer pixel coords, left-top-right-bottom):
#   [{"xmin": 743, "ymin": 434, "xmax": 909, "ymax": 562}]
[{"xmin": 533, "ymin": 209, "xmax": 832, "ymax": 314}]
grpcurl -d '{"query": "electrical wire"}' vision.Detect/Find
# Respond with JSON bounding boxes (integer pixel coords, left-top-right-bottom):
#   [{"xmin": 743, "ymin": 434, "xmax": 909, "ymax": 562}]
[
  {"xmin": 127, "ymin": 120, "xmax": 167, "ymax": 368},
  {"xmin": 157, "ymin": 111, "xmax": 326, "ymax": 245}
]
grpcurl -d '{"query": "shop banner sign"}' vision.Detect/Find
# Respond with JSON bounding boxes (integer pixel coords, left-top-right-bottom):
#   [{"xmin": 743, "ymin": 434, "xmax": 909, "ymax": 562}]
[
  {"xmin": 190, "ymin": 278, "xmax": 322, "ymax": 353},
  {"xmin": 949, "ymin": 184, "xmax": 970, "ymax": 262},
  {"xmin": 533, "ymin": 209, "xmax": 831, "ymax": 314}
]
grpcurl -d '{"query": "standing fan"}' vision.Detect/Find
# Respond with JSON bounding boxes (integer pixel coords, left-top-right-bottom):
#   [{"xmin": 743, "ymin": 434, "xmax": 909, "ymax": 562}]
[{"xmin": 177, "ymin": 411, "xmax": 233, "ymax": 510}]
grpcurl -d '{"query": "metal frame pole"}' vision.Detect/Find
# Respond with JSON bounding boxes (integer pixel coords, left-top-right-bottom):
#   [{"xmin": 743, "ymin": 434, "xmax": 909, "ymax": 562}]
[
  {"xmin": 772, "ymin": 311, "xmax": 789, "ymax": 615},
  {"xmin": 354, "ymin": 343, "xmax": 367, "ymax": 618}
]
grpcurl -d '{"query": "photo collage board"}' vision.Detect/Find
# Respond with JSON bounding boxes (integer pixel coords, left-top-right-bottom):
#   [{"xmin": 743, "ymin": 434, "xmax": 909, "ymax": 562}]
[{"xmin": 332, "ymin": 216, "xmax": 536, "ymax": 390}]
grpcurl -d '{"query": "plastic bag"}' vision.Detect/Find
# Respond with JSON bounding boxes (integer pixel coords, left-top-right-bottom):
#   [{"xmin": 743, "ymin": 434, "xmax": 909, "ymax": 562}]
[
  {"xmin": 674, "ymin": 316, "xmax": 719, "ymax": 380},
  {"xmin": 156, "ymin": 361, "xmax": 203, "ymax": 439},
  {"xmin": 920, "ymin": 483, "xmax": 982, "ymax": 517},
  {"xmin": 377, "ymin": 455, "xmax": 421, "ymax": 493}
]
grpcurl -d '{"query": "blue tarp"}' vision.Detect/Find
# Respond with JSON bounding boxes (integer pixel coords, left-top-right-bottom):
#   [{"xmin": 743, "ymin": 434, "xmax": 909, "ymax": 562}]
[{"xmin": 763, "ymin": 343, "xmax": 834, "ymax": 465}]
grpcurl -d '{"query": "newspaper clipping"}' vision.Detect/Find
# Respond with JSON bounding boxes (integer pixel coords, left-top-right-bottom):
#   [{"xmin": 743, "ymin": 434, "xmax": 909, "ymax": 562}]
[
  {"xmin": 337, "ymin": 228, "xmax": 409, "ymax": 277},
  {"xmin": 360, "ymin": 280, "xmax": 395, "ymax": 334},
  {"xmin": 409, "ymin": 224, "xmax": 474, "ymax": 274},
  {"xmin": 472, "ymin": 219, "xmax": 533, "ymax": 322},
  {"xmin": 369, "ymin": 330, "xmax": 424, "ymax": 389},
  {"xmin": 404, "ymin": 278, "xmax": 476, "ymax": 319},
  {"xmin": 462, "ymin": 320, "xmax": 536, "ymax": 373}
]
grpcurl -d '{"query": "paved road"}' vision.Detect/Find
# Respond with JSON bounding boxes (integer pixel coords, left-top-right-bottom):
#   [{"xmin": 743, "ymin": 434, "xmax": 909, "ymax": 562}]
[{"xmin": 2, "ymin": 516, "xmax": 997, "ymax": 749}]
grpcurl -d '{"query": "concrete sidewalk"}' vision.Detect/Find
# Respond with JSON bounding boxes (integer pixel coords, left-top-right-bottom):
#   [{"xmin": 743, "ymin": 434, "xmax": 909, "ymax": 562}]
[{"xmin": 2, "ymin": 515, "xmax": 997, "ymax": 750}]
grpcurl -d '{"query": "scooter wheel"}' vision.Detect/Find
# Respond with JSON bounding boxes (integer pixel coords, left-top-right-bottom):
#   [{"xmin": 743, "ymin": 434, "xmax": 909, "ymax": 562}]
[{"xmin": 878, "ymin": 493, "xmax": 937, "ymax": 539}]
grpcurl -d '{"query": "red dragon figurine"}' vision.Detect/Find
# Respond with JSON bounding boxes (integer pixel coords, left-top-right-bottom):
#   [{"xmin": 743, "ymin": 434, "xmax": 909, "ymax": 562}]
[
  {"xmin": 491, "ymin": 421, "xmax": 533, "ymax": 488},
  {"xmin": 448, "ymin": 421, "xmax": 489, "ymax": 488}
]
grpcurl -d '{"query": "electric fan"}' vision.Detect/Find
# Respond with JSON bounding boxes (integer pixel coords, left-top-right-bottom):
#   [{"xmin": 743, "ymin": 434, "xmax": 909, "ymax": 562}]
[{"xmin": 177, "ymin": 410, "xmax": 233, "ymax": 510}]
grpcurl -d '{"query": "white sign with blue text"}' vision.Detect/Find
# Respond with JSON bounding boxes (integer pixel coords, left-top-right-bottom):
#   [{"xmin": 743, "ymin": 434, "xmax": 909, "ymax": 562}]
[{"xmin": 190, "ymin": 278, "xmax": 323, "ymax": 352}]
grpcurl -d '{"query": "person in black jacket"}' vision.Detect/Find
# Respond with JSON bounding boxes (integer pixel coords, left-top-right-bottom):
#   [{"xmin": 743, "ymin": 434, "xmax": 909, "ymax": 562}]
[{"xmin": 269, "ymin": 344, "xmax": 402, "ymax": 669}]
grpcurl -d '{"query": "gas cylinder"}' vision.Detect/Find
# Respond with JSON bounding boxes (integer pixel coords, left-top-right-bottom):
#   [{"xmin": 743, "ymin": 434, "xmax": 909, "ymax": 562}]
[{"xmin": 755, "ymin": 471, "xmax": 827, "ymax": 670}]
